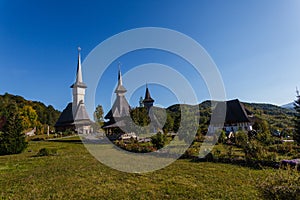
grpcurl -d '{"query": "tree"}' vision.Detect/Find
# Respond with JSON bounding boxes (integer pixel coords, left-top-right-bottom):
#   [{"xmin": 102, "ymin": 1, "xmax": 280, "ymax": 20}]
[
  {"xmin": 253, "ymin": 117, "xmax": 270, "ymax": 134},
  {"xmin": 129, "ymin": 107, "xmax": 151, "ymax": 135},
  {"xmin": 253, "ymin": 117, "xmax": 273, "ymax": 145},
  {"xmin": 163, "ymin": 113, "xmax": 174, "ymax": 133},
  {"xmin": 177, "ymin": 105, "xmax": 199, "ymax": 144},
  {"xmin": 94, "ymin": 105, "xmax": 104, "ymax": 125},
  {"xmin": 20, "ymin": 105, "xmax": 39, "ymax": 131},
  {"xmin": 293, "ymin": 90, "xmax": 300, "ymax": 145},
  {"xmin": 0, "ymin": 103, "xmax": 27, "ymax": 155}
]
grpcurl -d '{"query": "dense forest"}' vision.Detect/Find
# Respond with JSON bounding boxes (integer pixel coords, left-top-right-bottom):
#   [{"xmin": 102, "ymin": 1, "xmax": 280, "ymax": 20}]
[{"xmin": 0, "ymin": 93, "xmax": 61, "ymax": 134}]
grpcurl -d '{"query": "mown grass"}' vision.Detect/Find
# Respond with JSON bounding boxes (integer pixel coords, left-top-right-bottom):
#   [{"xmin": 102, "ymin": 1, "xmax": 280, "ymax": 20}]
[{"xmin": 0, "ymin": 137, "xmax": 273, "ymax": 199}]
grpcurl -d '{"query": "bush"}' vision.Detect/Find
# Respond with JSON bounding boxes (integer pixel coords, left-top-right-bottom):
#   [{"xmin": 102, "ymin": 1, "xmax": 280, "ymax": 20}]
[
  {"xmin": 63, "ymin": 129, "xmax": 75, "ymax": 136},
  {"xmin": 234, "ymin": 131, "xmax": 248, "ymax": 147},
  {"xmin": 182, "ymin": 147, "xmax": 199, "ymax": 159},
  {"xmin": 224, "ymin": 145, "xmax": 234, "ymax": 159},
  {"xmin": 243, "ymin": 140, "xmax": 266, "ymax": 161},
  {"xmin": 114, "ymin": 140, "xmax": 155, "ymax": 153},
  {"xmin": 257, "ymin": 168, "xmax": 300, "ymax": 200},
  {"xmin": 151, "ymin": 132, "xmax": 167, "ymax": 149},
  {"xmin": 36, "ymin": 148, "xmax": 57, "ymax": 156},
  {"xmin": 217, "ymin": 130, "xmax": 227, "ymax": 144}
]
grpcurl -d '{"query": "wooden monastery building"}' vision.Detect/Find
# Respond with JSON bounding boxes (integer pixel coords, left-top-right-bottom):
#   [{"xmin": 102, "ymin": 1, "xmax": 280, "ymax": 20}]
[
  {"xmin": 102, "ymin": 68, "xmax": 131, "ymax": 138},
  {"xmin": 208, "ymin": 99, "xmax": 253, "ymax": 134},
  {"xmin": 102, "ymin": 68, "xmax": 161, "ymax": 140},
  {"xmin": 55, "ymin": 48, "xmax": 93, "ymax": 134}
]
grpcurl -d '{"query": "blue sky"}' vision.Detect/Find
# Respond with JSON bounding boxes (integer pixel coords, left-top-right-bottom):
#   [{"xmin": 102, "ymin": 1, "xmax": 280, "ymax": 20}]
[{"xmin": 1, "ymin": 0, "xmax": 300, "ymax": 113}]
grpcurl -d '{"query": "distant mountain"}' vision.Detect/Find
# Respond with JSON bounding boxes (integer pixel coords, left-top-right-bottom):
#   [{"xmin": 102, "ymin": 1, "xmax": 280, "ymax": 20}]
[{"xmin": 281, "ymin": 102, "xmax": 294, "ymax": 110}]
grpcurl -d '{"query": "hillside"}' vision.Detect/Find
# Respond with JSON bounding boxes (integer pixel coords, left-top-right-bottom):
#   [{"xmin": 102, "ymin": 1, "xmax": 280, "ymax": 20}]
[
  {"xmin": 166, "ymin": 100, "xmax": 295, "ymax": 133},
  {"xmin": 243, "ymin": 102, "xmax": 295, "ymax": 131},
  {"xmin": 0, "ymin": 93, "xmax": 61, "ymax": 133},
  {"xmin": 0, "ymin": 94, "xmax": 295, "ymax": 134}
]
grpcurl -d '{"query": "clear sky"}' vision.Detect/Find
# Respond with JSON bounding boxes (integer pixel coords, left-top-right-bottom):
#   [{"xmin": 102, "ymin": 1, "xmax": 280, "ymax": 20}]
[{"xmin": 1, "ymin": 0, "xmax": 300, "ymax": 113}]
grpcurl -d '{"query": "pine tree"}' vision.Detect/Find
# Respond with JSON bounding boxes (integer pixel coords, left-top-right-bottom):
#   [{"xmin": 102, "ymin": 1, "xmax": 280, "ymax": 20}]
[
  {"xmin": 0, "ymin": 103, "xmax": 27, "ymax": 155},
  {"xmin": 293, "ymin": 89, "xmax": 300, "ymax": 145}
]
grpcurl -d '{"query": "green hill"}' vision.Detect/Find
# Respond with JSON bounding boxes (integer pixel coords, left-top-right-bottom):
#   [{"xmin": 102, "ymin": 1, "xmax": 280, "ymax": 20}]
[
  {"xmin": 166, "ymin": 100, "xmax": 295, "ymax": 133},
  {"xmin": 0, "ymin": 93, "xmax": 61, "ymax": 134},
  {"xmin": 243, "ymin": 102, "xmax": 295, "ymax": 131}
]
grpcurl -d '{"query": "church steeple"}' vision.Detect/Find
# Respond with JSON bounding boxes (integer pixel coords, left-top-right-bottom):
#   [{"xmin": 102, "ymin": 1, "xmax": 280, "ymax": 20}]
[
  {"xmin": 76, "ymin": 47, "xmax": 83, "ymax": 84},
  {"xmin": 143, "ymin": 84, "xmax": 154, "ymax": 111},
  {"xmin": 71, "ymin": 47, "xmax": 87, "ymax": 116},
  {"xmin": 71, "ymin": 47, "xmax": 87, "ymax": 89},
  {"xmin": 55, "ymin": 47, "xmax": 92, "ymax": 134},
  {"xmin": 114, "ymin": 63, "xmax": 127, "ymax": 94},
  {"xmin": 104, "ymin": 65, "xmax": 130, "ymax": 121}
]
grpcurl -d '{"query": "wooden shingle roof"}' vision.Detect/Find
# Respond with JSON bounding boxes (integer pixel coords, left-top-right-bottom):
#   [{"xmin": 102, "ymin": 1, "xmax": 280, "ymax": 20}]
[{"xmin": 212, "ymin": 99, "xmax": 252, "ymax": 124}]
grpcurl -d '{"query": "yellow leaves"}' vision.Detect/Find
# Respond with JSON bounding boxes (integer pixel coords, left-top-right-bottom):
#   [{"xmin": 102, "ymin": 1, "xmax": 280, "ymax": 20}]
[{"xmin": 20, "ymin": 105, "xmax": 39, "ymax": 131}]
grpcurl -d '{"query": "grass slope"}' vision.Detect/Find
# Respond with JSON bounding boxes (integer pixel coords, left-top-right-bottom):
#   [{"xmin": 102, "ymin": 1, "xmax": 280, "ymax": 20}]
[{"xmin": 0, "ymin": 137, "xmax": 272, "ymax": 199}]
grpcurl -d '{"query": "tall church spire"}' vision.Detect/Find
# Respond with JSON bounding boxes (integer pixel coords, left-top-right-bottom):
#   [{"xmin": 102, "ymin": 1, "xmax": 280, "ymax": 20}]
[
  {"xmin": 71, "ymin": 47, "xmax": 87, "ymax": 88},
  {"xmin": 55, "ymin": 47, "xmax": 92, "ymax": 134},
  {"xmin": 104, "ymin": 65, "xmax": 130, "ymax": 122},
  {"xmin": 76, "ymin": 47, "xmax": 83, "ymax": 84},
  {"xmin": 118, "ymin": 62, "xmax": 123, "ymax": 86},
  {"xmin": 71, "ymin": 47, "xmax": 87, "ymax": 116},
  {"xmin": 115, "ymin": 63, "xmax": 127, "ymax": 94}
]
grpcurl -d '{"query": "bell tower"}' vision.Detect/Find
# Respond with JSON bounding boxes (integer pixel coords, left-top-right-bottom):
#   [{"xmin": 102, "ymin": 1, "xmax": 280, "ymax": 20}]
[
  {"xmin": 71, "ymin": 47, "xmax": 87, "ymax": 116},
  {"xmin": 143, "ymin": 84, "xmax": 154, "ymax": 112}
]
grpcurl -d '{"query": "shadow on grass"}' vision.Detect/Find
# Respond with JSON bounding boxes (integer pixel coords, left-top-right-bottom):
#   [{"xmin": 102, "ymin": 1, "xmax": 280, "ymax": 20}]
[
  {"xmin": 189, "ymin": 156, "xmax": 280, "ymax": 170},
  {"xmin": 47, "ymin": 139, "xmax": 83, "ymax": 144}
]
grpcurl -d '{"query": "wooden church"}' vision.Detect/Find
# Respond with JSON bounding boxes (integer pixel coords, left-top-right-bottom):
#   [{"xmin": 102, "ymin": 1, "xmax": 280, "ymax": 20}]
[
  {"xmin": 102, "ymin": 68, "xmax": 132, "ymax": 138},
  {"xmin": 55, "ymin": 48, "xmax": 93, "ymax": 134},
  {"xmin": 208, "ymin": 99, "xmax": 253, "ymax": 134},
  {"xmin": 102, "ymin": 68, "xmax": 162, "ymax": 139}
]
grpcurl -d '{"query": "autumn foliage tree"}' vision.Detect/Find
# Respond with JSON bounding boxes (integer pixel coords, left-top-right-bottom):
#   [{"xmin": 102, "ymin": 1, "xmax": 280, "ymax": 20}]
[
  {"xmin": 0, "ymin": 93, "xmax": 60, "ymax": 134},
  {"xmin": 20, "ymin": 105, "xmax": 41, "ymax": 132}
]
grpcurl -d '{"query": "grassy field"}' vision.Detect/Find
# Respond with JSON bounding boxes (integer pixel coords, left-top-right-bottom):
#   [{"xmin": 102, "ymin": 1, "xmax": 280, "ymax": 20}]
[{"xmin": 0, "ymin": 137, "xmax": 274, "ymax": 199}]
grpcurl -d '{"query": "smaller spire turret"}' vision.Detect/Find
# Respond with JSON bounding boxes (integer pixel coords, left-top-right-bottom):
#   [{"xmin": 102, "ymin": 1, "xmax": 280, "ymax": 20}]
[
  {"xmin": 143, "ymin": 84, "xmax": 154, "ymax": 111},
  {"xmin": 143, "ymin": 84, "xmax": 154, "ymax": 103}
]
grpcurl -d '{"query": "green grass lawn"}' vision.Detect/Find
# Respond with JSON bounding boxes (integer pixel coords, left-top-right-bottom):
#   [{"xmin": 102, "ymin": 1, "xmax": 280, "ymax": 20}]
[{"xmin": 0, "ymin": 137, "xmax": 273, "ymax": 199}]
